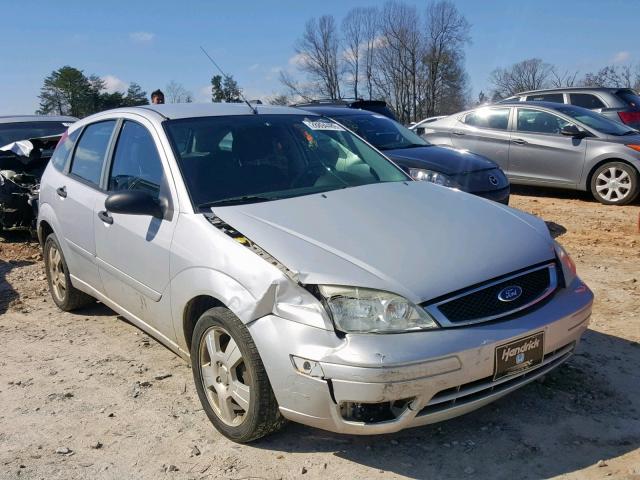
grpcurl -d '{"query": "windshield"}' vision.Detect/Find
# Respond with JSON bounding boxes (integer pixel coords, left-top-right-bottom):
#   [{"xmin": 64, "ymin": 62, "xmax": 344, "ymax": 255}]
[
  {"xmin": 0, "ymin": 121, "xmax": 70, "ymax": 146},
  {"xmin": 333, "ymin": 114, "xmax": 429, "ymax": 150},
  {"xmin": 615, "ymin": 89, "xmax": 640, "ymax": 108},
  {"xmin": 164, "ymin": 114, "xmax": 409, "ymax": 208},
  {"xmin": 555, "ymin": 105, "xmax": 636, "ymax": 136}
]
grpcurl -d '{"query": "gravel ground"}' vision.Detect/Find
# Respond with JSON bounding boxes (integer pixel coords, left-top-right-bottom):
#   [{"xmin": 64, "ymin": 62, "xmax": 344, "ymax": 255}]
[{"xmin": 0, "ymin": 188, "xmax": 639, "ymax": 480}]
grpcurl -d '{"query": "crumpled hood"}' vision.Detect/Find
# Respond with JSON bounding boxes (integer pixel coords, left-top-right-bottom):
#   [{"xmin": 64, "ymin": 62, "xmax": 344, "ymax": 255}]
[
  {"xmin": 212, "ymin": 181, "xmax": 554, "ymax": 304},
  {"xmin": 384, "ymin": 145, "xmax": 497, "ymax": 175}
]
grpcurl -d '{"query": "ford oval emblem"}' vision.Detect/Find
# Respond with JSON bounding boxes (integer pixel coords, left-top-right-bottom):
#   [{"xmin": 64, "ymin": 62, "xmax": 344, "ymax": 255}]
[{"xmin": 498, "ymin": 285, "xmax": 523, "ymax": 302}]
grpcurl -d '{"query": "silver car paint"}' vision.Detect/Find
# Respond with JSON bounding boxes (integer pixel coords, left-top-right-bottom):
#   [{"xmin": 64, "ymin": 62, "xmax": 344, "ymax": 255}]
[
  {"xmin": 38, "ymin": 103, "xmax": 593, "ymax": 435},
  {"xmin": 418, "ymin": 103, "xmax": 640, "ymax": 191}
]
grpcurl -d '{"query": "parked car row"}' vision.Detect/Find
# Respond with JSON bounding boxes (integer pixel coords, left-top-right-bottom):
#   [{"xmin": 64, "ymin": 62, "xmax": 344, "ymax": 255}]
[
  {"xmin": 412, "ymin": 100, "xmax": 640, "ymax": 205},
  {"xmin": 35, "ymin": 102, "xmax": 592, "ymax": 442}
]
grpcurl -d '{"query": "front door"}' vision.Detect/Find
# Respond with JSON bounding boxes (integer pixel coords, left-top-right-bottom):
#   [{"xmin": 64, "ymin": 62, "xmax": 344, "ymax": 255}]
[
  {"xmin": 509, "ymin": 107, "xmax": 587, "ymax": 186},
  {"xmin": 93, "ymin": 119, "xmax": 177, "ymax": 334}
]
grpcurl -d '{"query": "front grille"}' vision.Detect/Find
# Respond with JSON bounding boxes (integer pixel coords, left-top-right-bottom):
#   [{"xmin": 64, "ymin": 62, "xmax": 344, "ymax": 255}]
[
  {"xmin": 424, "ymin": 263, "xmax": 558, "ymax": 327},
  {"xmin": 417, "ymin": 342, "xmax": 574, "ymax": 418}
]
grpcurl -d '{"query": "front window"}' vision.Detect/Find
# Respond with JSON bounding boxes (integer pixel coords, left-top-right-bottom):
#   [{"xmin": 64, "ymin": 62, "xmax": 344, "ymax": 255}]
[
  {"xmin": 525, "ymin": 93, "xmax": 564, "ymax": 103},
  {"xmin": 333, "ymin": 114, "xmax": 428, "ymax": 151},
  {"xmin": 555, "ymin": 105, "xmax": 636, "ymax": 136},
  {"xmin": 164, "ymin": 114, "xmax": 409, "ymax": 209},
  {"xmin": 516, "ymin": 109, "xmax": 570, "ymax": 135},
  {"xmin": 0, "ymin": 121, "xmax": 72, "ymax": 147}
]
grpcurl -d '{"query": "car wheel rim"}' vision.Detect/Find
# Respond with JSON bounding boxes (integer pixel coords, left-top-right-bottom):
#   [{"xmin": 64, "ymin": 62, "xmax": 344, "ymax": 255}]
[
  {"xmin": 48, "ymin": 244, "xmax": 66, "ymax": 302},
  {"xmin": 595, "ymin": 167, "xmax": 631, "ymax": 202},
  {"xmin": 199, "ymin": 326, "xmax": 251, "ymax": 426}
]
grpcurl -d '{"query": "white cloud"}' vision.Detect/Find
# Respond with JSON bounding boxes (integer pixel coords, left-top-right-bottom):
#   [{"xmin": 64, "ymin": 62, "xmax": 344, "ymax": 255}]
[
  {"xmin": 129, "ymin": 31, "xmax": 155, "ymax": 44},
  {"xmin": 613, "ymin": 51, "xmax": 630, "ymax": 64},
  {"xmin": 102, "ymin": 75, "xmax": 128, "ymax": 93},
  {"xmin": 288, "ymin": 53, "xmax": 309, "ymax": 67}
]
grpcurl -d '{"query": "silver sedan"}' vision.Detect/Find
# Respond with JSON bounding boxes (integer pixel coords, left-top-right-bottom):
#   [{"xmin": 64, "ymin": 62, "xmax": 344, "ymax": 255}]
[
  {"xmin": 413, "ymin": 101, "xmax": 640, "ymax": 205},
  {"xmin": 38, "ymin": 103, "xmax": 593, "ymax": 442}
]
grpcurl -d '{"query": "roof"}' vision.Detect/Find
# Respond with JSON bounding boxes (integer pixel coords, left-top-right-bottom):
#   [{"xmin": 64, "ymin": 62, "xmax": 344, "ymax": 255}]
[
  {"xmin": 295, "ymin": 105, "xmax": 377, "ymax": 117},
  {"xmin": 513, "ymin": 86, "xmax": 630, "ymax": 96},
  {"xmin": 494, "ymin": 100, "xmax": 575, "ymax": 109},
  {"xmin": 131, "ymin": 102, "xmax": 312, "ymax": 120},
  {"xmin": 0, "ymin": 115, "xmax": 77, "ymax": 124}
]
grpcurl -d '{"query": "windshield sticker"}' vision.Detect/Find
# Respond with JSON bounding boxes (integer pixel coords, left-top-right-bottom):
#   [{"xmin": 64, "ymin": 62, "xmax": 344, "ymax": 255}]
[{"xmin": 303, "ymin": 119, "xmax": 345, "ymax": 131}]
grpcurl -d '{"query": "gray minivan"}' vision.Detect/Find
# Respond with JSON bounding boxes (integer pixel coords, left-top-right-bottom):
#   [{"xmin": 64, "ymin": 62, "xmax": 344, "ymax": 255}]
[{"xmin": 38, "ymin": 103, "xmax": 593, "ymax": 442}]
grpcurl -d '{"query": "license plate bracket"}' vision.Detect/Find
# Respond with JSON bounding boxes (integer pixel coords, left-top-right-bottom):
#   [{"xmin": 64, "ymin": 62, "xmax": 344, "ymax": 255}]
[{"xmin": 494, "ymin": 332, "xmax": 544, "ymax": 380}]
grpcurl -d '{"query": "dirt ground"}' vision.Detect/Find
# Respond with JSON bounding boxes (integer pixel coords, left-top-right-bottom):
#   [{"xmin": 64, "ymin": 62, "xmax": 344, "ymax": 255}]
[{"xmin": 1, "ymin": 188, "xmax": 639, "ymax": 480}]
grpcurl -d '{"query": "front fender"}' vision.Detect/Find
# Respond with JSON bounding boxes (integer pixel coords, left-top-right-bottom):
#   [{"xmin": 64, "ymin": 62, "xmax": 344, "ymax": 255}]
[{"xmin": 580, "ymin": 148, "xmax": 640, "ymax": 190}]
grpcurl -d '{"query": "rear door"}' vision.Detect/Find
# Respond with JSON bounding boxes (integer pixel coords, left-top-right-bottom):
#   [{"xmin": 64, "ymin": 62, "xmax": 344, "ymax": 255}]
[
  {"xmin": 508, "ymin": 107, "xmax": 586, "ymax": 186},
  {"xmin": 450, "ymin": 107, "xmax": 512, "ymax": 171},
  {"xmin": 93, "ymin": 118, "xmax": 178, "ymax": 330},
  {"xmin": 55, "ymin": 120, "xmax": 117, "ymax": 292}
]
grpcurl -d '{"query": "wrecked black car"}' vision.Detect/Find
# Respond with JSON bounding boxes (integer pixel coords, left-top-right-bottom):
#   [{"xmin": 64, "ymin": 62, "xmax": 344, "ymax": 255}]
[{"xmin": 0, "ymin": 116, "xmax": 76, "ymax": 232}]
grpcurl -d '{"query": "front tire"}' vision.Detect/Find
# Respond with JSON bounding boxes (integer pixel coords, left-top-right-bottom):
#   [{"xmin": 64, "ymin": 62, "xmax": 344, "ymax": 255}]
[
  {"xmin": 191, "ymin": 307, "xmax": 285, "ymax": 442},
  {"xmin": 590, "ymin": 162, "xmax": 639, "ymax": 205},
  {"xmin": 43, "ymin": 233, "xmax": 94, "ymax": 311}
]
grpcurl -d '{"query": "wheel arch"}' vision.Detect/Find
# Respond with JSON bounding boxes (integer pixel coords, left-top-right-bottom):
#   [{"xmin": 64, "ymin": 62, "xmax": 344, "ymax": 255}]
[
  {"xmin": 182, "ymin": 295, "xmax": 226, "ymax": 352},
  {"xmin": 584, "ymin": 157, "xmax": 639, "ymax": 191}
]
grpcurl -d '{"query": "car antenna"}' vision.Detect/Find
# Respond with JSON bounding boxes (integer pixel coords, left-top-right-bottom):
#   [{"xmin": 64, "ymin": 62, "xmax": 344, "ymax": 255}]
[{"xmin": 199, "ymin": 46, "xmax": 258, "ymax": 114}]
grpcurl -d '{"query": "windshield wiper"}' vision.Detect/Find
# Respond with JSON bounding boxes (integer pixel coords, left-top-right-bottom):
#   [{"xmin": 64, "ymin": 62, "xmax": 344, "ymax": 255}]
[{"xmin": 199, "ymin": 195, "xmax": 276, "ymax": 209}]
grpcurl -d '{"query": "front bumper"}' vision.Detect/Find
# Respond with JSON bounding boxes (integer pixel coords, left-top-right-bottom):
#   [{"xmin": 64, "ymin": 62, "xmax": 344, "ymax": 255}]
[
  {"xmin": 248, "ymin": 278, "xmax": 592, "ymax": 435},
  {"xmin": 473, "ymin": 185, "xmax": 510, "ymax": 205}
]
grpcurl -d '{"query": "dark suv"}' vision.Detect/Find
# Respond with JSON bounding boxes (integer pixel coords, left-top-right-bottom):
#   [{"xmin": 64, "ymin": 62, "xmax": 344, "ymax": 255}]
[
  {"xmin": 499, "ymin": 87, "xmax": 640, "ymax": 130},
  {"xmin": 292, "ymin": 99, "xmax": 398, "ymax": 121}
]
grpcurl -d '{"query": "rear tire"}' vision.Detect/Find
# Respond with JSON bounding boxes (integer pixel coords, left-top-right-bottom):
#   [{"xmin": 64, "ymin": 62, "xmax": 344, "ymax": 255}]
[
  {"xmin": 590, "ymin": 162, "xmax": 639, "ymax": 205},
  {"xmin": 191, "ymin": 307, "xmax": 285, "ymax": 443},
  {"xmin": 43, "ymin": 233, "xmax": 94, "ymax": 311}
]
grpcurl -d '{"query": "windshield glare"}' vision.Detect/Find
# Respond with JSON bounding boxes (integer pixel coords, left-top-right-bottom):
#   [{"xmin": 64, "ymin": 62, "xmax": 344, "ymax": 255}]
[
  {"xmin": 334, "ymin": 114, "xmax": 429, "ymax": 150},
  {"xmin": 556, "ymin": 105, "xmax": 635, "ymax": 136},
  {"xmin": 165, "ymin": 114, "xmax": 409, "ymax": 208}
]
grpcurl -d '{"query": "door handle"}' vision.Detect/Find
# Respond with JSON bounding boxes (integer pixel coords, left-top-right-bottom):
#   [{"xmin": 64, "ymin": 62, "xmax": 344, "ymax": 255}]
[
  {"xmin": 56, "ymin": 186, "xmax": 67, "ymax": 198},
  {"xmin": 452, "ymin": 130, "xmax": 465, "ymax": 136},
  {"xmin": 98, "ymin": 210, "xmax": 113, "ymax": 225},
  {"xmin": 512, "ymin": 138, "xmax": 527, "ymax": 145}
]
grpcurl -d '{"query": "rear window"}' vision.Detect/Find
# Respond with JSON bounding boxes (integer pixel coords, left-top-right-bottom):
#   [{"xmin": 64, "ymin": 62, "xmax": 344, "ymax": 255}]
[
  {"xmin": 463, "ymin": 108, "xmax": 510, "ymax": 130},
  {"xmin": 525, "ymin": 93, "xmax": 564, "ymax": 103},
  {"xmin": 615, "ymin": 89, "xmax": 640, "ymax": 108},
  {"xmin": 570, "ymin": 93, "xmax": 605, "ymax": 109},
  {"xmin": 50, "ymin": 129, "xmax": 80, "ymax": 171},
  {"xmin": 0, "ymin": 121, "xmax": 71, "ymax": 146}
]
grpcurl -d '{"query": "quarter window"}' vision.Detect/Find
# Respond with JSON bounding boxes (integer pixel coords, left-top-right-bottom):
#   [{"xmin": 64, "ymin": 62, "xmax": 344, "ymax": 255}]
[
  {"xmin": 70, "ymin": 121, "xmax": 116, "ymax": 186},
  {"xmin": 516, "ymin": 109, "xmax": 570, "ymax": 135},
  {"xmin": 569, "ymin": 93, "xmax": 605, "ymax": 109},
  {"xmin": 109, "ymin": 121, "xmax": 164, "ymax": 198},
  {"xmin": 525, "ymin": 93, "xmax": 564, "ymax": 103},
  {"xmin": 463, "ymin": 108, "xmax": 510, "ymax": 130}
]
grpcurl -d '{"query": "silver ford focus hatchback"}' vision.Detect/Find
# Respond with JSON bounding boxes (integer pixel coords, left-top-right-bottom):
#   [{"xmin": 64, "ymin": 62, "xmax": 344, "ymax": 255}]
[{"xmin": 37, "ymin": 103, "xmax": 593, "ymax": 442}]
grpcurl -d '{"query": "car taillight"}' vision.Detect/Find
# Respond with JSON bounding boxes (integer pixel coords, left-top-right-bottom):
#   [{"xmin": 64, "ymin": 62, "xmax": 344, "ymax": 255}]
[{"xmin": 618, "ymin": 111, "xmax": 640, "ymax": 125}]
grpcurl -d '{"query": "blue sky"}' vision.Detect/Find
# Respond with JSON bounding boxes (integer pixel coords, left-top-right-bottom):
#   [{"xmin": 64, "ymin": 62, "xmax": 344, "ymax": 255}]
[{"xmin": 1, "ymin": 0, "xmax": 637, "ymax": 114}]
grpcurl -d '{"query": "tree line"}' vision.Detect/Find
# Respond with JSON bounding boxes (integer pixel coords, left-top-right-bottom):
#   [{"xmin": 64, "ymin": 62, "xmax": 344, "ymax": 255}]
[{"xmin": 280, "ymin": 0, "xmax": 471, "ymax": 124}]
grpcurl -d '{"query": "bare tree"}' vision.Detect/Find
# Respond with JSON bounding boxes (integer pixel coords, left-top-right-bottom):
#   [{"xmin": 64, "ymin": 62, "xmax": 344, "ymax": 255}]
[
  {"xmin": 266, "ymin": 93, "xmax": 291, "ymax": 106},
  {"xmin": 278, "ymin": 70, "xmax": 314, "ymax": 101},
  {"xmin": 342, "ymin": 8, "xmax": 372, "ymax": 99},
  {"xmin": 165, "ymin": 81, "xmax": 193, "ymax": 103},
  {"xmin": 361, "ymin": 7, "xmax": 379, "ymax": 100},
  {"xmin": 294, "ymin": 15, "xmax": 343, "ymax": 99},
  {"xmin": 490, "ymin": 58, "xmax": 554, "ymax": 98},
  {"xmin": 422, "ymin": 0, "xmax": 471, "ymax": 116},
  {"xmin": 549, "ymin": 68, "xmax": 579, "ymax": 88}
]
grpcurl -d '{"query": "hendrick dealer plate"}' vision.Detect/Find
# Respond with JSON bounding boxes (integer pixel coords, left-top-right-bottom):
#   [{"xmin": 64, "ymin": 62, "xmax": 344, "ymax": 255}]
[{"xmin": 494, "ymin": 332, "xmax": 544, "ymax": 380}]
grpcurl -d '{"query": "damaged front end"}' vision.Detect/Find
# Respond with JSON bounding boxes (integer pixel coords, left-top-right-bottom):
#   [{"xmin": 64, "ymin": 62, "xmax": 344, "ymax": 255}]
[{"xmin": 0, "ymin": 135, "xmax": 61, "ymax": 233}]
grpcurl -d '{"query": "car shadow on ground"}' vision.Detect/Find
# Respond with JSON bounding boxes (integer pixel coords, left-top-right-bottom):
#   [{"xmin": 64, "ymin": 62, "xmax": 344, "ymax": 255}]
[
  {"xmin": 511, "ymin": 184, "xmax": 640, "ymax": 206},
  {"xmin": 0, "ymin": 259, "xmax": 32, "ymax": 314},
  {"xmin": 250, "ymin": 329, "xmax": 640, "ymax": 479}
]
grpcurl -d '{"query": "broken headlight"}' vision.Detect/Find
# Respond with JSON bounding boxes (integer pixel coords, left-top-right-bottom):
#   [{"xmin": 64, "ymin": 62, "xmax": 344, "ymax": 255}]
[{"xmin": 317, "ymin": 286, "xmax": 438, "ymax": 333}]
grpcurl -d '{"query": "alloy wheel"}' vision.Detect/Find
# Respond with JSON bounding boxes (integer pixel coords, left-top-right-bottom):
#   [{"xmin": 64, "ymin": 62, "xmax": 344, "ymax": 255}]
[
  {"xmin": 48, "ymin": 243, "xmax": 66, "ymax": 303},
  {"xmin": 198, "ymin": 326, "xmax": 251, "ymax": 426},
  {"xmin": 595, "ymin": 166, "xmax": 631, "ymax": 202}
]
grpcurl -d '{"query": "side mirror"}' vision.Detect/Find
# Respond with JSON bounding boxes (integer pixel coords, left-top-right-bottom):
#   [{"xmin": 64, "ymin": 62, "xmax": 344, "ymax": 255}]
[
  {"xmin": 560, "ymin": 125, "xmax": 586, "ymax": 138},
  {"xmin": 105, "ymin": 190, "xmax": 164, "ymax": 218}
]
